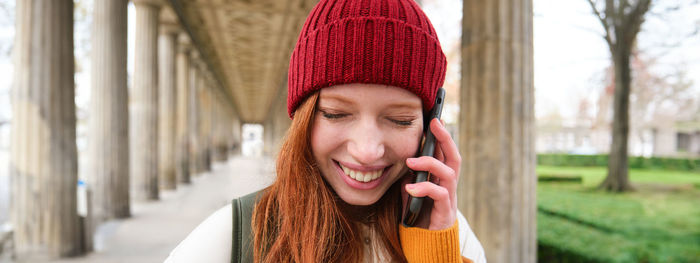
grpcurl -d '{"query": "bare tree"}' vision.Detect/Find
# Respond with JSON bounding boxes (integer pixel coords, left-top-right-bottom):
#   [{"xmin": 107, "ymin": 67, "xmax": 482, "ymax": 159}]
[{"xmin": 586, "ymin": 0, "xmax": 652, "ymax": 192}]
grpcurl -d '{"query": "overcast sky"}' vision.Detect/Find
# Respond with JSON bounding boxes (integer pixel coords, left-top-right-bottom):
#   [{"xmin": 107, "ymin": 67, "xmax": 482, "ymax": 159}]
[
  {"xmin": 0, "ymin": 0, "xmax": 698, "ymax": 125},
  {"xmin": 421, "ymin": 0, "xmax": 700, "ymax": 119},
  {"xmin": 533, "ymin": 0, "xmax": 700, "ymax": 119}
]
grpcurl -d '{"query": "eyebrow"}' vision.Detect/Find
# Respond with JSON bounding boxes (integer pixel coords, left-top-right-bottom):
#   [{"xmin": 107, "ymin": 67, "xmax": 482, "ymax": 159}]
[
  {"xmin": 384, "ymin": 102, "xmax": 422, "ymax": 110},
  {"xmin": 320, "ymin": 94, "xmax": 421, "ymax": 110},
  {"xmin": 319, "ymin": 94, "xmax": 354, "ymax": 105}
]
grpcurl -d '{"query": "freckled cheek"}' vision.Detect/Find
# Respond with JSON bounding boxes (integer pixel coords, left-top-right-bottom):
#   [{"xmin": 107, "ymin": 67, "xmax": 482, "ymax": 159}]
[
  {"xmin": 387, "ymin": 130, "xmax": 422, "ymax": 159},
  {"xmin": 310, "ymin": 124, "xmax": 346, "ymax": 159}
]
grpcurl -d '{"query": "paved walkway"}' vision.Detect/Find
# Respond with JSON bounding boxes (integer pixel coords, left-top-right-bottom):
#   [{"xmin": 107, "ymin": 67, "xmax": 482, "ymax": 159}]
[{"xmin": 47, "ymin": 155, "xmax": 275, "ymax": 263}]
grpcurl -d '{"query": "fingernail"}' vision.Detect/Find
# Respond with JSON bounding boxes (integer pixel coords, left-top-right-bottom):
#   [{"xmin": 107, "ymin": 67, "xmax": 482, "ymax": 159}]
[
  {"xmin": 406, "ymin": 158, "xmax": 414, "ymax": 164},
  {"xmin": 432, "ymin": 119, "xmax": 442, "ymax": 128},
  {"xmin": 406, "ymin": 185, "xmax": 418, "ymax": 196}
]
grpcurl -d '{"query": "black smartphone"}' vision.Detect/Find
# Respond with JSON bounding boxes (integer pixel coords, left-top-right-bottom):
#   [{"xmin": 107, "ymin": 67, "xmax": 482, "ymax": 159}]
[{"xmin": 403, "ymin": 88, "xmax": 445, "ymax": 227}]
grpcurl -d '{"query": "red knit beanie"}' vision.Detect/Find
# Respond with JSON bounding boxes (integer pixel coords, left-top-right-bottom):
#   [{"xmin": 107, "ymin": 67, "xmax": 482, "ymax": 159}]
[{"xmin": 287, "ymin": 0, "xmax": 447, "ymax": 117}]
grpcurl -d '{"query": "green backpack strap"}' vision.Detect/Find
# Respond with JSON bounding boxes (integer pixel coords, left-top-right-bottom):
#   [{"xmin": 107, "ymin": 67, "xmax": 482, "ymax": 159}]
[
  {"xmin": 231, "ymin": 198, "xmax": 242, "ymax": 263},
  {"xmin": 231, "ymin": 191, "xmax": 260, "ymax": 263}
]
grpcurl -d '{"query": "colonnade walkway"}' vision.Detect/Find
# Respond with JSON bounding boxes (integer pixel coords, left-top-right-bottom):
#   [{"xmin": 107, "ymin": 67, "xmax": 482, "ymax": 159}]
[{"xmin": 51, "ymin": 156, "xmax": 275, "ymax": 263}]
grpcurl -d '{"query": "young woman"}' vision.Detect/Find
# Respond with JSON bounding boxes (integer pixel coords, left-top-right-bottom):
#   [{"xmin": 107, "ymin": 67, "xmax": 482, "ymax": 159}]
[{"xmin": 166, "ymin": 0, "xmax": 485, "ymax": 262}]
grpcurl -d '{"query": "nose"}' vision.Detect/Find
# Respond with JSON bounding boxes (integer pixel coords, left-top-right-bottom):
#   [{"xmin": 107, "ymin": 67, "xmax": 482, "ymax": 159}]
[{"xmin": 347, "ymin": 119, "xmax": 385, "ymax": 165}]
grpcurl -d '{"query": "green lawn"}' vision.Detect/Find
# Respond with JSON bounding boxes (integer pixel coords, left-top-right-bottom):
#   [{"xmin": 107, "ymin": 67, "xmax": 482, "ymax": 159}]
[{"xmin": 536, "ymin": 166, "xmax": 700, "ymax": 263}]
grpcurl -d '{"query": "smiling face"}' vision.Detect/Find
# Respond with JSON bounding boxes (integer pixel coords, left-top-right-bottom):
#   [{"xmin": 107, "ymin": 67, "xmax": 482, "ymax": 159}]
[{"xmin": 310, "ymin": 83, "xmax": 424, "ymax": 206}]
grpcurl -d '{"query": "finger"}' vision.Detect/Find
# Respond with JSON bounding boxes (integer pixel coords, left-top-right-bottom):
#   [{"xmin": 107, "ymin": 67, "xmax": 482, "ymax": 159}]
[
  {"xmin": 429, "ymin": 174, "xmax": 440, "ymax": 186},
  {"xmin": 406, "ymin": 156, "xmax": 456, "ymax": 194},
  {"xmin": 429, "ymin": 119, "xmax": 461, "ymax": 174},
  {"xmin": 434, "ymin": 140, "xmax": 446, "ymax": 163},
  {"xmin": 399, "ymin": 174, "xmax": 413, "ymax": 211},
  {"xmin": 405, "ymin": 182, "xmax": 452, "ymax": 218}
]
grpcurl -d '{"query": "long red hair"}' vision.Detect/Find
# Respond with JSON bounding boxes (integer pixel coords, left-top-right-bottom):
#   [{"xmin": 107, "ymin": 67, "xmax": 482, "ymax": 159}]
[{"xmin": 252, "ymin": 92, "xmax": 408, "ymax": 262}]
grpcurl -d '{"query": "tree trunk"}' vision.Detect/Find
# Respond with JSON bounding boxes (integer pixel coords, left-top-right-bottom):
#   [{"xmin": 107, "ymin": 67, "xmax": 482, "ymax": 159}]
[
  {"xmin": 600, "ymin": 47, "xmax": 634, "ymax": 191},
  {"xmin": 10, "ymin": 0, "xmax": 83, "ymax": 258}
]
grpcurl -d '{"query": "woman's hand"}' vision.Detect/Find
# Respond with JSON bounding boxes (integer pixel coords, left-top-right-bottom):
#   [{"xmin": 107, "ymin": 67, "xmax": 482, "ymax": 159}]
[{"xmin": 402, "ymin": 118, "xmax": 460, "ymax": 230}]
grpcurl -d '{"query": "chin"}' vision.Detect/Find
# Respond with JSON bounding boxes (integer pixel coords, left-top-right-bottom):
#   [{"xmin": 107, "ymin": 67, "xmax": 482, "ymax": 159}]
[{"xmin": 337, "ymin": 191, "xmax": 382, "ymax": 206}]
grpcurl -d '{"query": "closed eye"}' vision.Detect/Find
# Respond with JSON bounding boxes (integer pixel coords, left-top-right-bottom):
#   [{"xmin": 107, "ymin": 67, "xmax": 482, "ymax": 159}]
[
  {"xmin": 319, "ymin": 109, "xmax": 348, "ymax": 119},
  {"xmin": 389, "ymin": 119, "xmax": 414, "ymax": 126}
]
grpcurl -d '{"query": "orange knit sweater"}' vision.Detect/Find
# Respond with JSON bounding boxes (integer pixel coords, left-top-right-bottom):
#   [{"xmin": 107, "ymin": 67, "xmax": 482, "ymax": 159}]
[{"xmin": 399, "ymin": 221, "xmax": 473, "ymax": 263}]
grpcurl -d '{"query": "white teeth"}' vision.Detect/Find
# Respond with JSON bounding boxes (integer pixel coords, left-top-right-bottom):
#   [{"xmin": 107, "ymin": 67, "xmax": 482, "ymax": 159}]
[{"xmin": 338, "ymin": 163, "xmax": 384, "ymax": 183}]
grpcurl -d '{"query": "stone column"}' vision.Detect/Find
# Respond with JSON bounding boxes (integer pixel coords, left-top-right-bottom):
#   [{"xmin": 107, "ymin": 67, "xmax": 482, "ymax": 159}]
[
  {"xmin": 263, "ymin": 81, "xmax": 292, "ymax": 156},
  {"xmin": 213, "ymin": 96, "xmax": 229, "ymax": 161},
  {"xmin": 131, "ymin": 0, "xmax": 162, "ymax": 201},
  {"xmin": 221, "ymin": 101, "xmax": 227, "ymax": 159},
  {"xmin": 88, "ymin": 0, "xmax": 130, "ymax": 222},
  {"xmin": 458, "ymin": 1, "xmax": 536, "ymax": 262},
  {"xmin": 210, "ymin": 97, "xmax": 220, "ymax": 161},
  {"xmin": 157, "ymin": 10, "xmax": 179, "ymax": 190},
  {"xmin": 220, "ymin": 104, "xmax": 234, "ymax": 157},
  {"xmin": 273, "ymin": 112, "xmax": 292, "ymax": 153},
  {"xmin": 272, "ymin": 86, "xmax": 291, "ymax": 153},
  {"xmin": 267, "ymin": 109, "xmax": 275, "ymax": 156},
  {"xmin": 188, "ymin": 51, "xmax": 201, "ymax": 176},
  {"xmin": 205, "ymin": 81, "xmax": 214, "ymax": 166},
  {"xmin": 199, "ymin": 76, "xmax": 212, "ymax": 171},
  {"xmin": 207, "ymin": 80, "xmax": 213, "ymax": 165},
  {"xmin": 10, "ymin": 0, "xmax": 83, "ymax": 259},
  {"xmin": 231, "ymin": 111, "xmax": 242, "ymax": 155},
  {"xmin": 175, "ymin": 33, "xmax": 191, "ymax": 184},
  {"xmin": 263, "ymin": 117, "xmax": 274, "ymax": 156},
  {"xmin": 222, "ymin": 108, "xmax": 238, "ymax": 158}
]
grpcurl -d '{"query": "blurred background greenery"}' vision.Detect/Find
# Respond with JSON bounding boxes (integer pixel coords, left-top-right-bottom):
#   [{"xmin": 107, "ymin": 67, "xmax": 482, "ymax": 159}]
[{"xmin": 536, "ymin": 155, "xmax": 700, "ymax": 262}]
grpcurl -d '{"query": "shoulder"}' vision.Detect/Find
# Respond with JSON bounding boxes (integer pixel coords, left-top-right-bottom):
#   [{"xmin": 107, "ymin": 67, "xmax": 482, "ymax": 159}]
[
  {"xmin": 164, "ymin": 204, "xmax": 233, "ymax": 263},
  {"xmin": 456, "ymin": 210, "xmax": 487, "ymax": 263}
]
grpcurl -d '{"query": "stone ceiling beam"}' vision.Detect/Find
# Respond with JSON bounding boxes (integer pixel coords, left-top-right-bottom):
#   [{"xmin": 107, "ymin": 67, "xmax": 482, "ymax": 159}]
[
  {"xmin": 168, "ymin": 0, "xmax": 240, "ymax": 118},
  {"xmin": 166, "ymin": 0, "xmax": 316, "ymax": 123}
]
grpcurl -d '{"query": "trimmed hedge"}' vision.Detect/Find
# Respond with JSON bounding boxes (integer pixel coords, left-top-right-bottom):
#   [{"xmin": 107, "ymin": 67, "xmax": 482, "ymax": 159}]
[
  {"xmin": 537, "ymin": 154, "xmax": 700, "ymax": 171},
  {"xmin": 538, "ymin": 174, "xmax": 583, "ymax": 183}
]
